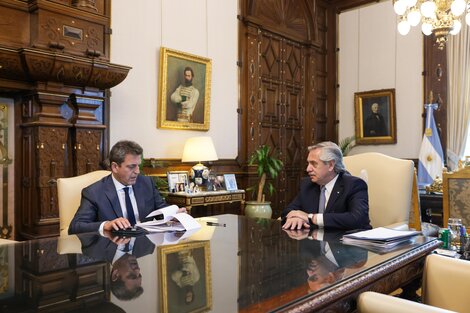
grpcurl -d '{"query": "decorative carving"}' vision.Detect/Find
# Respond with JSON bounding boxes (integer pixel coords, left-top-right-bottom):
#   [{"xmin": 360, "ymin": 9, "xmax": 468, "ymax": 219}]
[
  {"xmin": 72, "ymin": 0, "xmax": 98, "ymax": 11},
  {"xmin": 74, "ymin": 128, "xmax": 102, "ymax": 175},
  {"xmin": 248, "ymin": 0, "xmax": 311, "ymax": 41},
  {"xmin": 20, "ymin": 48, "xmax": 130, "ymax": 89}
]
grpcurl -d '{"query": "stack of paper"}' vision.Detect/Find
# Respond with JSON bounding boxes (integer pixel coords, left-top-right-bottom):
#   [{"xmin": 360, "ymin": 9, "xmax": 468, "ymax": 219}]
[
  {"xmin": 342, "ymin": 227, "xmax": 421, "ymax": 253},
  {"xmin": 136, "ymin": 205, "xmax": 201, "ymax": 233}
]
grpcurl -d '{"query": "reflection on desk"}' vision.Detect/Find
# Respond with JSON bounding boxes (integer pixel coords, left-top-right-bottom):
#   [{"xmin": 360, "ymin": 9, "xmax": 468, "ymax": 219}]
[{"xmin": 0, "ymin": 215, "xmax": 439, "ymax": 313}]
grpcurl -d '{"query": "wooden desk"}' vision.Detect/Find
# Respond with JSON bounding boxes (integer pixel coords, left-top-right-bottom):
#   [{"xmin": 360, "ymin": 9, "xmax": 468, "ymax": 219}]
[
  {"xmin": 1, "ymin": 215, "xmax": 439, "ymax": 313},
  {"xmin": 165, "ymin": 190, "xmax": 245, "ymax": 214}
]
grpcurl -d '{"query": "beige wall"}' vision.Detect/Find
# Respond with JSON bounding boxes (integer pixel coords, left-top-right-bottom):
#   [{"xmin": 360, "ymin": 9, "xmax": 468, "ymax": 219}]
[
  {"xmin": 110, "ymin": 0, "xmax": 238, "ymax": 160},
  {"xmin": 338, "ymin": 0, "xmax": 423, "ymax": 158}
]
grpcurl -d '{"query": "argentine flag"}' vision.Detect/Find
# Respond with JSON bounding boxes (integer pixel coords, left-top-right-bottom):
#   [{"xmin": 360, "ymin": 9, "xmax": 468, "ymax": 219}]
[{"xmin": 418, "ymin": 103, "xmax": 444, "ymax": 188}]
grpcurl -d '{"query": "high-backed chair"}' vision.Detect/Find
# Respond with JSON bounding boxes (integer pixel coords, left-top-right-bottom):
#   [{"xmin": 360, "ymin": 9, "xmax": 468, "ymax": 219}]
[
  {"xmin": 442, "ymin": 166, "xmax": 470, "ymax": 230},
  {"xmin": 357, "ymin": 254, "xmax": 470, "ymax": 313},
  {"xmin": 343, "ymin": 152, "xmax": 415, "ymax": 229},
  {"xmin": 57, "ymin": 170, "xmax": 110, "ymax": 235}
]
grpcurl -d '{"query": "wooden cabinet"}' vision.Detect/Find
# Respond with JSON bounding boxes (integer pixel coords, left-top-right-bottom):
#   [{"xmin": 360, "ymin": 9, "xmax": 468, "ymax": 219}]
[{"xmin": 0, "ymin": 1, "xmax": 130, "ymax": 239}]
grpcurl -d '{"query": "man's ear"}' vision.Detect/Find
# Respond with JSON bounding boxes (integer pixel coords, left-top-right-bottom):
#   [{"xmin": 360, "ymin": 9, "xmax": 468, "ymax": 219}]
[
  {"xmin": 110, "ymin": 162, "xmax": 118, "ymax": 172},
  {"xmin": 328, "ymin": 160, "xmax": 335, "ymax": 172},
  {"xmin": 111, "ymin": 268, "xmax": 120, "ymax": 282}
]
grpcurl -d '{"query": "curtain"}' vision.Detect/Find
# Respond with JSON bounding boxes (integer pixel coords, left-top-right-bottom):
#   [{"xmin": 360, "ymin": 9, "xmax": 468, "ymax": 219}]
[{"xmin": 447, "ymin": 25, "xmax": 470, "ymax": 170}]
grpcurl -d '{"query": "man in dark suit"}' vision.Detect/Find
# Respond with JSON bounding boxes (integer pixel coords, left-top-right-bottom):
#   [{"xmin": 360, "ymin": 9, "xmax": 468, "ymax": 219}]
[
  {"xmin": 298, "ymin": 230, "xmax": 368, "ymax": 292},
  {"xmin": 282, "ymin": 141, "xmax": 371, "ymax": 230},
  {"xmin": 78, "ymin": 232, "xmax": 156, "ymax": 301},
  {"xmin": 69, "ymin": 140, "xmax": 185, "ymax": 234},
  {"xmin": 364, "ymin": 102, "xmax": 387, "ymax": 137}
]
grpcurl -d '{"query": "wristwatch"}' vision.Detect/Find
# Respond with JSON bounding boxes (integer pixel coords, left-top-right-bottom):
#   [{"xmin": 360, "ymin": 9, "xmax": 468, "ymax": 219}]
[{"xmin": 307, "ymin": 213, "xmax": 314, "ymax": 224}]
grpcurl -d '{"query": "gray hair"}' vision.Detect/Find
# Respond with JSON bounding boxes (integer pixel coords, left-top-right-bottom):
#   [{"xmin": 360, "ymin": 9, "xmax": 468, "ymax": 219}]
[
  {"xmin": 308, "ymin": 141, "xmax": 345, "ymax": 174},
  {"xmin": 109, "ymin": 140, "xmax": 143, "ymax": 165}
]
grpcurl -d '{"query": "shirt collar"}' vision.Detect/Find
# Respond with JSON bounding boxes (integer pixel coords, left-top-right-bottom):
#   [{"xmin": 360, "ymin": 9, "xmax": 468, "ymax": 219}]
[
  {"xmin": 323, "ymin": 174, "xmax": 339, "ymax": 193},
  {"xmin": 111, "ymin": 174, "xmax": 129, "ymax": 191}
]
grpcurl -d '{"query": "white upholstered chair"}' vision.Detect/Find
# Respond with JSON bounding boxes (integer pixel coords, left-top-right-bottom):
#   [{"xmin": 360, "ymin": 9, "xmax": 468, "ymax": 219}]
[
  {"xmin": 357, "ymin": 254, "xmax": 470, "ymax": 313},
  {"xmin": 57, "ymin": 170, "xmax": 110, "ymax": 235},
  {"xmin": 343, "ymin": 152, "xmax": 415, "ymax": 230}
]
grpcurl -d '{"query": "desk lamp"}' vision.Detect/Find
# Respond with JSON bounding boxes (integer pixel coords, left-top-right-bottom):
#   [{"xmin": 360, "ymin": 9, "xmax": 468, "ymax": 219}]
[{"xmin": 182, "ymin": 136, "xmax": 218, "ymax": 188}]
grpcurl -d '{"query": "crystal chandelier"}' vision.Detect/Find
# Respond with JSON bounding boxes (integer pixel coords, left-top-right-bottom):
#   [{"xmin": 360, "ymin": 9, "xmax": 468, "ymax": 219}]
[{"xmin": 393, "ymin": 0, "xmax": 470, "ymax": 49}]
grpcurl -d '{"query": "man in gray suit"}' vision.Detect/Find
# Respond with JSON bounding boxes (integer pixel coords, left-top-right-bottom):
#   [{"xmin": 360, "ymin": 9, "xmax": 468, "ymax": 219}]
[{"xmin": 69, "ymin": 140, "xmax": 184, "ymax": 234}]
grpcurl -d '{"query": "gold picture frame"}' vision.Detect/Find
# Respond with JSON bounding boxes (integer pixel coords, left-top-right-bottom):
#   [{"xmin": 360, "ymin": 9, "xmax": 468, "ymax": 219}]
[
  {"xmin": 158, "ymin": 241, "xmax": 212, "ymax": 313},
  {"xmin": 158, "ymin": 47, "xmax": 212, "ymax": 131},
  {"xmin": 354, "ymin": 88, "xmax": 397, "ymax": 145}
]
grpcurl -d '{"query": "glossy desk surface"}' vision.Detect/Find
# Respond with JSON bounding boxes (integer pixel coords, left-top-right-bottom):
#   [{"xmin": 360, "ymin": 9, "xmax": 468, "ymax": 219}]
[{"xmin": 0, "ymin": 214, "xmax": 440, "ymax": 313}]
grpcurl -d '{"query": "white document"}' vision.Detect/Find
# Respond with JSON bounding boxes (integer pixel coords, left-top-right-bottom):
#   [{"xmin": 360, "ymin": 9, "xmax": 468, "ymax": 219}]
[
  {"xmin": 146, "ymin": 228, "xmax": 201, "ymax": 246},
  {"xmin": 343, "ymin": 227, "xmax": 421, "ymax": 242},
  {"xmin": 136, "ymin": 205, "xmax": 201, "ymax": 233}
]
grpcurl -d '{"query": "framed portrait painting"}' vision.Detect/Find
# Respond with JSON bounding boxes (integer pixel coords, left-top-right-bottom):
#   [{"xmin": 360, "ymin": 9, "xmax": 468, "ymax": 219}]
[
  {"xmin": 354, "ymin": 89, "xmax": 397, "ymax": 145},
  {"xmin": 158, "ymin": 47, "xmax": 212, "ymax": 131},
  {"xmin": 158, "ymin": 241, "xmax": 212, "ymax": 313}
]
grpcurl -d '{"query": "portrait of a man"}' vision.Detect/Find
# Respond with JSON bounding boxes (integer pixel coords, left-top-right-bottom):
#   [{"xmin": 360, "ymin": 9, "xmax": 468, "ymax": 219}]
[
  {"xmin": 160, "ymin": 242, "xmax": 211, "ymax": 313},
  {"xmin": 363, "ymin": 101, "xmax": 388, "ymax": 137},
  {"xmin": 158, "ymin": 47, "xmax": 212, "ymax": 131},
  {"xmin": 354, "ymin": 89, "xmax": 396, "ymax": 145},
  {"xmin": 170, "ymin": 66, "xmax": 200, "ymax": 123}
]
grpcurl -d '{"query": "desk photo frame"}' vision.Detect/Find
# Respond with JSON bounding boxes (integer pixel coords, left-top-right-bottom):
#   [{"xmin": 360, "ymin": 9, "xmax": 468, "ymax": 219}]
[
  {"xmin": 354, "ymin": 89, "xmax": 396, "ymax": 145},
  {"xmin": 223, "ymin": 174, "xmax": 238, "ymax": 191},
  {"xmin": 158, "ymin": 241, "xmax": 212, "ymax": 313},
  {"xmin": 167, "ymin": 171, "xmax": 189, "ymax": 193}
]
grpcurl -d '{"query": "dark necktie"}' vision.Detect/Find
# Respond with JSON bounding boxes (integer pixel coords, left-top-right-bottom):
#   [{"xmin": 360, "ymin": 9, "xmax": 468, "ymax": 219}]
[
  {"xmin": 123, "ymin": 187, "xmax": 137, "ymax": 225},
  {"xmin": 318, "ymin": 186, "xmax": 326, "ymax": 214}
]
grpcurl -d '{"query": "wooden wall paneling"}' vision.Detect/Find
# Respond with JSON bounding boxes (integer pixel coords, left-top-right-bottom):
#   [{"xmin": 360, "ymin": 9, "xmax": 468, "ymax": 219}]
[
  {"xmin": 240, "ymin": 0, "xmax": 330, "ymax": 217},
  {"xmin": 423, "ymin": 37, "xmax": 447, "ymax": 159},
  {"xmin": 73, "ymin": 128, "xmax": 104, "ymax": 175}
]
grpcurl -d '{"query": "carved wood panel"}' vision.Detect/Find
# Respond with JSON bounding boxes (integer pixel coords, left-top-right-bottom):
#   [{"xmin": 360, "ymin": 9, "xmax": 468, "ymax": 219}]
[
  {"xmin": 36, "ymin": 127, "xmax": 68, "ymax": 220},
  {"xmin": 74, "ymin": 128, "xmax": 103, "ymax": 175},
  {"xmin": 240, "ymin": 0, "xmax": 330, "ymax": 217}
]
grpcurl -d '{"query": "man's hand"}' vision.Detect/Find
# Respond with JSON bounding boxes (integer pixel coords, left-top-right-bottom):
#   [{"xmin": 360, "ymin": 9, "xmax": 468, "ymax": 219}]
[
  {"xmin": 284, "ymin": 228, "xmax": 310, "ymax": 240},
  {"xmin": 103, "ymin": 230, "xmax": 131, "ymax": 245},
  {"xmin": 286, "ymin": 210, "xmax": 309, "ymax": 223},
  {"xmin": 282, "ymin": 216, "xmax": 310, "ymax": 230},
  {"xmin": 103, "ymin": 217, "xmax": 131, "ymax": 231}
]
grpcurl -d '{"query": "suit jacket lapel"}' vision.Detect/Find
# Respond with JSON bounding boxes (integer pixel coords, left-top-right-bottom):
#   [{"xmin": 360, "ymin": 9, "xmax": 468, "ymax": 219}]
[
  {"xmin": 103, "ymin": 175, "xmax": 123, "ymax": 218},
  {"xmin": 325, "ymin": 173, "xmax": 344, "ymax": 213},
  {"xmin": 312, "ymin": 184, "xmax": 321, "ymax": 214},
  {"xmin": 133, "ymin": 176, "xmax": 148, "ymax": 218}
]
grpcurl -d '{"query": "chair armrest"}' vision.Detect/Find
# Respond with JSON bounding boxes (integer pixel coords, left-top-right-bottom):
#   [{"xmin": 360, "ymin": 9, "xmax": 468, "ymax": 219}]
[{"xmin": 358, "ymin": 292, "xmax": 457, "ymax": 313}]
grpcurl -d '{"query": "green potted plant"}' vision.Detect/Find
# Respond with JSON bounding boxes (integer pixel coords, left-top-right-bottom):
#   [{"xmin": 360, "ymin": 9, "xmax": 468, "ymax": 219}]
[
  {"xmin": 246, "ymin": 145, "xmax": 283, "ymax": 218},
  {"xmin": 339, "ymin": 136, "xmax": 356, "ymax": 156}
]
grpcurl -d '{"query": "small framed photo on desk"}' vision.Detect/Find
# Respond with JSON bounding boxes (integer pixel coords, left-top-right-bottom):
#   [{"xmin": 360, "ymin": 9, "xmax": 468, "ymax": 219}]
[
  {"xmin": 167, "ymin": 171, "xmax": 189, "ymax": 193},
  {"xmin": 223, "ymin": 174, "xmax": 238, "ymax": 191}
]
